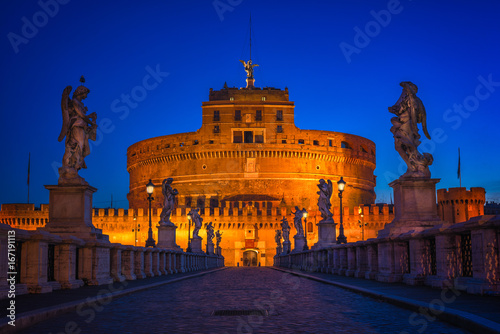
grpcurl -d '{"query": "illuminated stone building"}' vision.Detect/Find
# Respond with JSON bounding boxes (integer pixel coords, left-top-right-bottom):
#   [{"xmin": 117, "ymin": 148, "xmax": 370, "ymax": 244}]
[
  {"xmin": 0, "ymin": 75, "xmax": 394, "ymax": 266},
  {"xmin": 437, "ymin": 187, "xmax": 486, "ymax": 224}
]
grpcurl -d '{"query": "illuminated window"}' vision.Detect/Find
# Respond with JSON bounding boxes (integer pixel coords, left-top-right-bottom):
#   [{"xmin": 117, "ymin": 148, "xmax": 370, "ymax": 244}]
[
  {"xmin": 214, "ymin": 125, "xmax": 220, "ymax": 133},
  {"xmin": 341, "ymin": 141, "xmax": 352, "ymax": 149},
  {"xmin": 277, "ymin": 125, "xmax": 283, "ymax": 133},
  {"xmin": 213, "ymin": 110, "xmax": 220, "ymax": 121},
  {"xmin": 255, "ymin": 131, "xmax": 264, "ymax": 143},
  {"xmin": 229, "ymin": 97, "xmax": 234, "ymax": 101},
  {"xmin": 235, "ymin": 110, "xmax": 241, "ymax": 121},
  {"xmin": 276, "ymin": 110, "xmax": 283, "ymax": 121},
  {"xmin": 307, "ymin": 222, "xmax": 313, "ymax": 233},
  {"xmin": 256, "ymin": 110, "xmax": 262, "ymax": 121},
  {"xmin": 233, "ymin": 131, "xmax": 243, "ymax": 143},
  {"xmin": 261, "ymin": 96, "xmax": 266, "ymax": 101}
]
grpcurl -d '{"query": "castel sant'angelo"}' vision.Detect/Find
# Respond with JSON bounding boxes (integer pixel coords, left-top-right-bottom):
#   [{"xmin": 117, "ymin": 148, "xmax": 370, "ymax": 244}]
[{"xmin": 1, "ymin": 59, "xmax": 403, "ymax": 266}]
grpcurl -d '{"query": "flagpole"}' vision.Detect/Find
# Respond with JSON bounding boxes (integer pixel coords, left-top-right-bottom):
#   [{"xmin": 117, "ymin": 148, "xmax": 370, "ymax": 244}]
[
  {"xmin": 27, "ymin": 152, "xmax": 31, "ymax": 204},
  {"xmin": 458, "ymin": 148, "xmax": 462, "ymax": 188}
]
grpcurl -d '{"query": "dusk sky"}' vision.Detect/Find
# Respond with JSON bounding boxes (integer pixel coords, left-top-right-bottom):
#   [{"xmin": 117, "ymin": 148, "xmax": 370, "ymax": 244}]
[{"xmin": 1, "ymin": 0, "xmax": 499, "ymax": 208}]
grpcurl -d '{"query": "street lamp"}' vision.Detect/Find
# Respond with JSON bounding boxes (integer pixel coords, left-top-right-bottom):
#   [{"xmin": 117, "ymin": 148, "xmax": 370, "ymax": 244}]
[
  {"xmin": 187, "ymin": 212, "xmax": 192, "ymax": 252},
  {"xmin": 145, "ymin": 179, "xmax": 156, "ymax": 247},
  {"xmin": 302, "ymin": 209, "xmax": 308, "ymax": 250},
  {"xmin": 358, "ymin": 206, "xmax": 368, "ymax": 241},
  {"xmin": 337, "ymin": 177, "xmax": 347, "ymax": 244},
  {"xmin": 131, "ymin": 216, "xmax": 140, "ymax": 247}
]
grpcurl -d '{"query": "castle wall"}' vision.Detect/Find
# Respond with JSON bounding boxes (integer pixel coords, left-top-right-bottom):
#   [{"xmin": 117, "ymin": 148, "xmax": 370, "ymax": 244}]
[
  {"xmin": 437, "ymin": 187, "xmax": 485, "ymax": 224},
  {"xmin": 0, "ymin": 203, "xmax": 394, "ymax": 266}
]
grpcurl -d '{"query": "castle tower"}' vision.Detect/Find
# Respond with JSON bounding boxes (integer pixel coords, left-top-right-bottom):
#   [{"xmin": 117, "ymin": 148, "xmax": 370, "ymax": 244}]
[{"xmin": 437, "ymin": 187, "xmax": 485, "ymax": 224}]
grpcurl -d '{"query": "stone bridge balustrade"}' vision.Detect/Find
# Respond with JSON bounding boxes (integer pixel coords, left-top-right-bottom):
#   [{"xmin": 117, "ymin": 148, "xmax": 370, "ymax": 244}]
[
  {"xmin": 0, "ymin": 225, "xmax": 225, "ymax": 300},
  {"xmin": 274, "ymin": 215, "xmax": 500, "ymax": 295}
]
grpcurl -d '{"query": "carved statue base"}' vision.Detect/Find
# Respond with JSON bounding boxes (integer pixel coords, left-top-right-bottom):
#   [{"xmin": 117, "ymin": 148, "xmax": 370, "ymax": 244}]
[
  {"xmin": 246, "ymin": 77, "xmax": 255, "ymax": 89},
  {"xmin": 282, "ymin": 241, "xmax": 291, "ymax": 254},
  {"xmin": 42, "ymin": 184, "xmax": 109, "ymax": 242},
  {"xmin": 206, "ymin": 242, "xmax": 215, "ymax": 255},
  {"xmin": 189, "ymin": 237, "xmax": 204, "ymax": 254},
  {"xmin": 156, "ymin": 223, "xmax": 181, "ymax": 250},
  {"xmin": 378, "ymin": 177, "xmax": 443, "ymax": 238},
  {"xmin": 291, "ymin": 235, "xmax": 307, "ymax": 253},
  {"xmin": 216, "ymin": 246, "xmax": 222, "ymax": 256},
  {"xmin": 312, "ymin": 218, "xmax": 337, "ymax": 250},
  {"xmin": 58, "ymin": 167, "xmax": 88, "ymax": 186}
]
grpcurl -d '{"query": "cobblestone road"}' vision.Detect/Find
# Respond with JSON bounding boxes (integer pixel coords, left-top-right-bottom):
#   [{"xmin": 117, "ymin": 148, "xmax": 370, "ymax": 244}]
[{"xmin": 20, "ymin": 268, "xmax": 469, "ymax": 334}]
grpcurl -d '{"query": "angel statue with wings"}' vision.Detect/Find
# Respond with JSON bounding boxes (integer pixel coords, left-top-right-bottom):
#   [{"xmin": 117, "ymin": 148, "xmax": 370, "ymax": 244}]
[
  {"xmin": 389, "ymin": 82, "xmax": 433, "ymax": 178},
  {"xmin": 58, "ymin": 77, "xmax": 97, "ymax": 183},
  {"xmin": 317, "ymin": 179, "xmax": 333, "ymax": 222},
  {"xmin": 239, "ymin": 59, "xmax": 259, "ymax": 79},
  {"xmin": 159, "ymin": 178, "xmax": 178, "ymax": 225},
  {"xmin": 189, "ymin": 208, "xmax": 203, "ymax": 239},
  {"xmin": 215, "ymin": 230, "xmax": 223, "ymax": 248}
]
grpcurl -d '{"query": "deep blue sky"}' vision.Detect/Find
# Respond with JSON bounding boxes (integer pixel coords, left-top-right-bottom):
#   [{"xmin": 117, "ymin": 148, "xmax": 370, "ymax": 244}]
[{"xmin": 1, "ymin": 0, "xmax": 499, "ymax": 208}]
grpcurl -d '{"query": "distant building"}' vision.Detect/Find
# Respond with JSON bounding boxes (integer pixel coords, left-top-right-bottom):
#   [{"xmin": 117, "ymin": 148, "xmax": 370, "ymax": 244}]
[
  {"xmin": 437, "ymin": 187, "xmax": 486, "ymax": 224},
  {"xmin": 485, "ymin": 201, "xmax": 500, "ymax": 215}
]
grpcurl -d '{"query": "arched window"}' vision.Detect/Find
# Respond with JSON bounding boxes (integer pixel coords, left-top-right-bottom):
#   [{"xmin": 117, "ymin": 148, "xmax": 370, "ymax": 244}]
[
  {"xmin": 307, "ymin": 222, "xmax": 313, "ymax": 233},
  {"xmin": 341, "ymin": 141, "xmax": 352, "ymax": 149}
]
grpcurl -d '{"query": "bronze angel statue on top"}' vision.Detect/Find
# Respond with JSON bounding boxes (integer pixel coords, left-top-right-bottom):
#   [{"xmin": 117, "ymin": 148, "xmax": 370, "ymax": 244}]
[
  {"xmin": 58, "ymin": 76, "xmax": 97, "ymax": 184},
  {"xmin": 239, "ymin": 59, "xmax": 259, "ymax": 79},
  {"xmin": 389, "ymin": 82, "xmax": 433, "ymax": 178}
]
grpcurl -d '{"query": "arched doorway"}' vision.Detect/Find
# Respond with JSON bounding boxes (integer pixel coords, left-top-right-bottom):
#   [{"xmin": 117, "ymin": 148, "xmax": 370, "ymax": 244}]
[{"xmin": 243, "ymin": 250, "xmax": 258, "ymax": 266}]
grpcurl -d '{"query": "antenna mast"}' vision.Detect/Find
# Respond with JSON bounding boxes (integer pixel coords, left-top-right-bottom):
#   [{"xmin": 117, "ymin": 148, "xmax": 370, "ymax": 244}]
[{"xmin": 249, "ymin": 14, "xmax": 252, "ymax": 61}]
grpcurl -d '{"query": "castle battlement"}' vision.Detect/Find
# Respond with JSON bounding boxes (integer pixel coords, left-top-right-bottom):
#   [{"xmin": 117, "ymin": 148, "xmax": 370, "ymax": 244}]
[{"xmin": 437, "ymin": 187, "xmax": 485, "ymax": 224}]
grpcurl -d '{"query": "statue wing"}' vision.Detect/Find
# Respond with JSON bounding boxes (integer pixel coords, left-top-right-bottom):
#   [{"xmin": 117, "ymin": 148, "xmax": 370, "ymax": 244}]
[
  {"xmin": 58, "ymin": 86, "xmax": 72, "ymax": 142},
  {"xmin": 327, "ymin": 180, "xmax": 333, "ymax": 197},
  {"xmin": 253, "ymin": 64, "xmax": 259, "ymax": 68},
  {"xmin": 239, "ymin": 60, "xmax": 246, "ymax": 66},
  {"xmin": 417, "ymin": 97, "xmax": 431, "ymax": 140}
]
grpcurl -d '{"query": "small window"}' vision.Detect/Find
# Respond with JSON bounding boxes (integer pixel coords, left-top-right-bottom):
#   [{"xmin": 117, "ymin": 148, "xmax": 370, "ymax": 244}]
[
  {"xmin": 255, "ymin": 131, "xmax": 264, "ymax": 143},
  {"xmin": 276, "ymin": 110, "xmax": 283, "ymax": 121},
  {"xmin": 229, "ymin": 97, "xmax": 234, "ymax": 101},
  {"xmin": 313, "ymin": 140, "xmax": 319, "ymax": 146},
  {"xmin": 180, "ymin": 142, "xmax": 184, "ymax": 147},
  {"xmin": 235, "ymin": 110, "xmax": 242, "ymax": 121},
  {"xmin": 213, "ymin": 110, "xmax": 220, "ymax": 122},
  {"xmin": 277, "ymin": 125, "xmax": 283, "ymax": 133},
  {"xmin": 244, "ymin": 131, "xmax": 253, "ymax": 143},
  {"xmin": 214, "ymin": 126, "xmax": 220, "ymax": 134},
  {"xmin": 298, "ymin": 139, "xmax": 304, "ymax": 144},
  {"xmin": 209, "ymin": 140, "xmax": 214, "ymax": 144},
  {"xmin": 256, "ymin": 110, "xmax": 262, "ymax": 121},
  {"xmin": 233, "ymin": 131, "xmax": 243, "ymax": 143},
  {"xmin": 261, "ymin": 96, "xmax": 266, "ymax": 101},
  {"xmin": 282, "ymin": 139, "xmax": 287, "ymax": 144},
  {"xmin": 328, "ymin": 139, "xmax": 333, "ymax": 147},
  {"xmin": 360, "ymin": 146, "xmax": 367, "ymax": 153},
  {"xmin": 307, "ymin": 222, "xmax": 313, "ymax": 233},
  {"xmin": 193, "ymin": 140, "xmax": 199, "ymax": 145},
  {"xmin": 341, "ymin": 141, "xmax": 352, "ymax": 149}
]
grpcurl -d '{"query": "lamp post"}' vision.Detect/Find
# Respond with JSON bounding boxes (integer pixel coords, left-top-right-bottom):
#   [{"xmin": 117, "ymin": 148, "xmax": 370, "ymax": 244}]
[
  {"xmin": 358, "ymin": 206, "xmax": 368, "ymax": 241},
  {"xmin": 131, "ymin": 216, "xmax": 140, "ymax": 247},
  {"xmin": 145, "ymin": 179, "xmax": 156, "ymax": 247},
  {"xmin": 337, "ymin": 177, "xmax": 347, "ymax": 244},
  {"xmin": 187, "ymin": 212, "xmax": 192, "ymax": 253},
  {"xmin": 302, "ymin": 209, "xmax": 308, "ymax": 250}
]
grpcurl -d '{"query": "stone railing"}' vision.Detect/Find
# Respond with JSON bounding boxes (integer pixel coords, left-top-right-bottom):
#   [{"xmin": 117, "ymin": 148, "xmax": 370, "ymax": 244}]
[
  {"xmin": 0, "ymin": 224, "xmax": 224, "ymax": 299},
  {"xmin": 274, "ymin": 215, "xmax": 500, "ymax": 295}
]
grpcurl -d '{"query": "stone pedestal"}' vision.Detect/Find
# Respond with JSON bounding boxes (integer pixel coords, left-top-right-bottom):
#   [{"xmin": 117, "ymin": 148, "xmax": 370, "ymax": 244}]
[
  {"xmin": 292, "ymin": 235, "xmax": 306, "ymax": 253},
  {"xmin": 190, "ymin": 237, "xmax": 204, "ymax": 254},
  {"xmin": 156, "ymin": 223, "xmax": 181, "ymax": 250},
  {"xmin": 43, "ymin": 184, "xmax": 109, "ymax": 242},
  {"xmin": 282, "ymin": 241, "xmax": 291, "ymax": 254},
  {"xmin": 312, "ymin": 219, "xmax": 337, "ymax": 249},
  {"xmin": 216, "ymin": 246, "xmax": 222, "ymax": 256},
  {"xmin": 378, "ymin": 177, "xmax": 442, "ymax": 238},
  {"xmin": 206, "ymin": 242, "xmax": 215, "ymax": 255}
]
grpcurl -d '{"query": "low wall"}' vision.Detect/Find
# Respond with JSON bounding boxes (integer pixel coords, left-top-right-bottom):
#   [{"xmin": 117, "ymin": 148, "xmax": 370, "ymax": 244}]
[
  {"xmin": 274, "ymin": 215, "xmax": 500, "ymax": 295},
  {"xmin": 0, "ymin": 224, "xmax": 224, "ymax": 299}
]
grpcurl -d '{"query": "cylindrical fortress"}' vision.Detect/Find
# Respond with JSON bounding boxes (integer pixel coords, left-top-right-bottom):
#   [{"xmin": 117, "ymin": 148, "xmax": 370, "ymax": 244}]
[
  {"xmin": 126, "ymin": 84, "xmax": 378, "ymax": 265},
  {"xmin": 127, "ymin": 86, "xmax": 376, "ymax": 211}
]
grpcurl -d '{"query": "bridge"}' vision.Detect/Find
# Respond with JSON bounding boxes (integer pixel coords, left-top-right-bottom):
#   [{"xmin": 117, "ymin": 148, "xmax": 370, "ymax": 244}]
[{"xmin": 3, "ymin": 267, "xmax": 500, "ymax": 333}]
